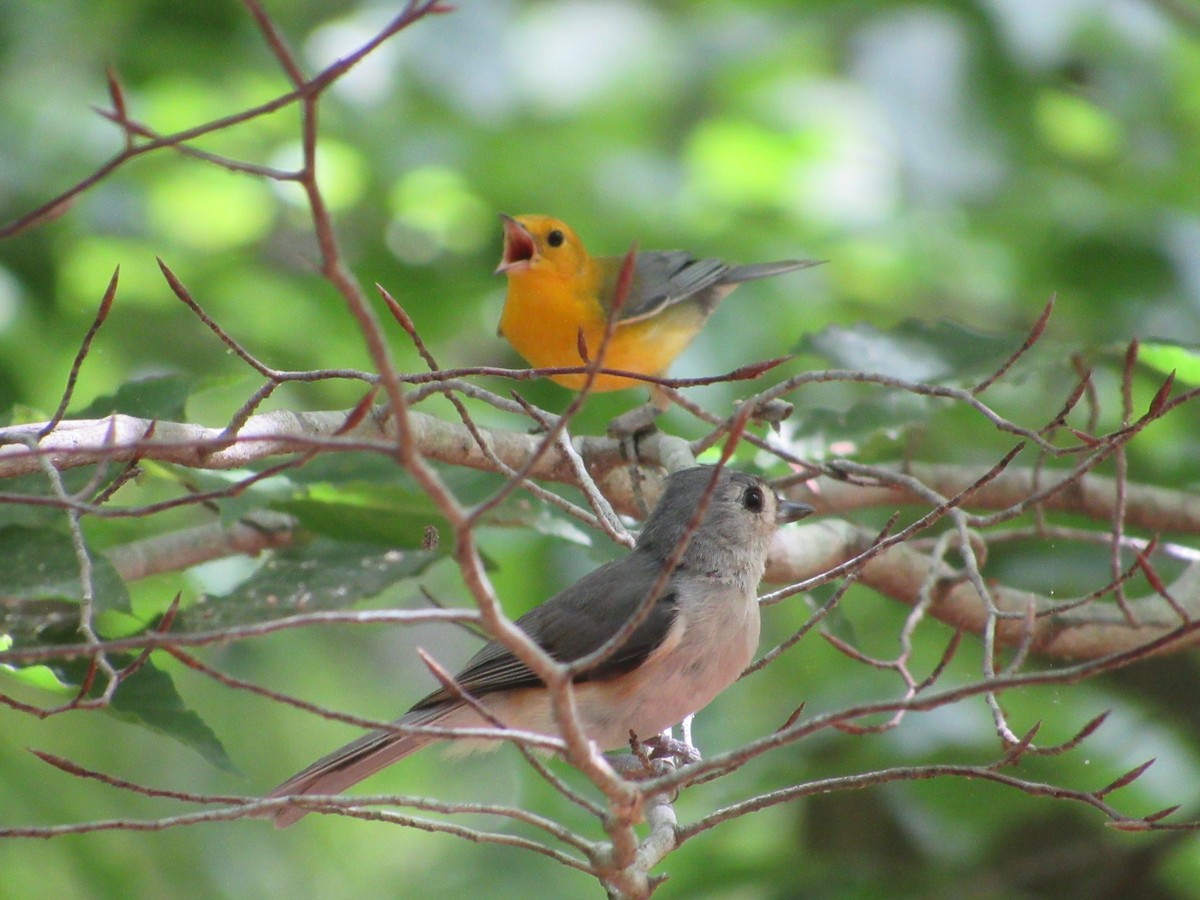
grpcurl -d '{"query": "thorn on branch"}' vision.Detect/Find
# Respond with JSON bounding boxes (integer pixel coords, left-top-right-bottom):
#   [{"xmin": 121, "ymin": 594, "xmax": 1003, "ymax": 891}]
[
  {"xmin": 158, "ymin": 257, "xmax": 277, "ymax": 378},
  {"xmin": 1118, "ymin": 338, "xmax": 1137, "ymax": 429},
  {"xmin": 39, "ymin": 267, "xmax": 119, "ymax": 438},
  {"xmin": 1065, "ymin": 425, "xmax": 1101, "ymax": 447},
  {"xmin": 118, "ymin": 593, "xmax": 183, "ymax": 680},
  {"xmin": 1097, "ymin": 758, "xmax": 1156, "ymax": 798},
  {"xmin": 105, "ymin": 68, "xmax": 133, "ymax": 150},
  {"xmin": 1069, "ymin": 354, "xmax": 1102, "ymax": 435},
  {"xmin": 1148, "ymin": 371, "xmax": 1176, "ymax": 418},
  {"xmin": 973, "ymin": 294, "xmax": 1054, "ymax": 395},
  {"xmin": 338, "ymin": 387, "xmax": 381, "ymax": 435},
  {"xmin": 378, "ymin": 283, "xmax": 441, "ymax": 372},
  {"xmin": 1142, "ymin": 804, "xmax": 1182, "ymax": 824},
  {"xmin": 378, "ymin": 283, "xmax": 416, "ymax": 333},
  {"xmin": 914, "ymin": 629, "xmax": 963, "ymax": 692},
  {"xmin": 724, "ymin": 356, "xmax": 792, "ymax": 382},
  {"xmin": 821, "ymin": 631, "xmax": 885, "ymax": 668},
  {"xmin": 74, "ymin": 655, "xmax": 101, "ymax": 705},
  {"xmin": 1123, "ymin": 338, "xmax": 1140, "ymax": 420},
  {"xmin": 1069, "ymin": 711, "xmax": 1111, "ymax": 746},
  {"xmin": 998, "ymin": 720, "xmax": 1041, "ymax": 764},
  {"xmin": 611, "ymin": 243, "xmax": 638, "ymax": 316},
  {"xmin": 1041, "ymin": 373, "xmax": 1091, "ymax": 436},
  {"xmin": 1021, "ymin": 710, "xmax": 1110, "ymax": 758},
  {"xmin": 1134, "ymin": 543, "xmax": 1189, "ymax": 622},
  {"xmin": 776, "ymin": 702, "xmax": 807, "ymax": 732},
  {"xmin": 416, "ymin": 647, "xmax": 509, "ymax": 735}
]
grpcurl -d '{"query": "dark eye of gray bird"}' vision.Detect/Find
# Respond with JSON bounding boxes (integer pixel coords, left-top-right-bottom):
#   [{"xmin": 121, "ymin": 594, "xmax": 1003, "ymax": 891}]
[{"xmin": 743, "ymin": 486, "xmax": 764, "ymax": 513}]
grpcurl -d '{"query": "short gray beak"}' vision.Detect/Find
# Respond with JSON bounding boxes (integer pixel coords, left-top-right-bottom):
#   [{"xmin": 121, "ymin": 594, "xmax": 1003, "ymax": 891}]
[{"xmin": 777, "ymin": 499, "xmax": 815, "ymax": 524}]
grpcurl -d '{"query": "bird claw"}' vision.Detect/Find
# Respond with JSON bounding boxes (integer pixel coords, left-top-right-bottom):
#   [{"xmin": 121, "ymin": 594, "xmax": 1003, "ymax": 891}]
[
  {"xmin": 736, "ymin": 397, "xmax": 794, "ymax": 430},
  {"xmin": 615, "ymin": 732, "xmax": 700, "ymax": 784},
  {"xmin": 607, "ymin": 402, "xmax": 662, "ymax": 439},
  {"xmin": 644, "ymin": 734, "xmax": 702, "ymax": 766}
]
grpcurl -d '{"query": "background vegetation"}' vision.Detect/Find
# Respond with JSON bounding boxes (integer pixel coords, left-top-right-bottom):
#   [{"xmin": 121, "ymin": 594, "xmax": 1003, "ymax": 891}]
[{"xmin": 3, "ymin": 0, "xmax": 1200, "ymax": 896}]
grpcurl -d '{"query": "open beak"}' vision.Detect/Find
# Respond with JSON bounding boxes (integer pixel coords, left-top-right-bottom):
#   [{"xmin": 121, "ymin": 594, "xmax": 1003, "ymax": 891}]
[{"xmin": 495, "ymin": 214, "xmax": 536, "ymax": 274}]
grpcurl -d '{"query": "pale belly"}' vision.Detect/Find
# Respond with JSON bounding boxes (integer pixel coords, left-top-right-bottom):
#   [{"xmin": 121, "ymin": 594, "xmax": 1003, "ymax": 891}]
[{"xmin": 442, "ymin": 587, "xmax": 761, "ymax": 752}]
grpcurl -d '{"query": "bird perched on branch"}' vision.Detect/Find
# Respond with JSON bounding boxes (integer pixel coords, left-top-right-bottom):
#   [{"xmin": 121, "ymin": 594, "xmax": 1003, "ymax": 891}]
[
  {"xmin": 266, "ymin": 466, "xmax": 813, "ymax": 827},
  {"xmin": 495, "ymin": 214, "xmax": 820, "ymax": 433}
]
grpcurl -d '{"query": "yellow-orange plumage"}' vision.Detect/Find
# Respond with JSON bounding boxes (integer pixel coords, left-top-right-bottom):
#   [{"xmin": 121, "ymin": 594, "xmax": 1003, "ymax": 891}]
[{"xmin": 495, "ymin": 214, "xmax": 817, "ymax": 394}]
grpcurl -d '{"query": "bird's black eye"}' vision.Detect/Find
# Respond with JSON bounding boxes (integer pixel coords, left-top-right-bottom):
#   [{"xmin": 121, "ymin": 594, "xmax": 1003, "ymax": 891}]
[
  {"xmin": 743, "ymin": 486, "xmax": 764, "ymax": 513},
  {"xmin": 547, "ymin": 229, "xmax": 565, "ymax": 248}
]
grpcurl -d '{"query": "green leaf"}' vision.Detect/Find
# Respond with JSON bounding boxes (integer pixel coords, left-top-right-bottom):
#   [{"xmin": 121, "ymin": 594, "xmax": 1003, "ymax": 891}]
[
  {"xmin": 96, "ymin": 609, "xmax": 151, "ymax": 638},
  {"xmin": 161, "ymin": 465, "xmax": 297, "ymax": 524},
  {"xmin": 1135, "ymin": 340, "xmax": 1200, "ymax": 385},
  {"xmin": 282, "ymin": 450, "xmax": 416, "ymax": 486},
  {"xmin": 0, "ymin": 661, "xmax": 77, "ymax": 695},
  {"xmin": 477, "ymin": 489, "xmax": 595, "ymax": 547},
  {"xmin": 275, "ymin": 481, "xmax": 451, "ymax": 547},
  {"xmin": 0, "ymin": 469, "xmax": 111, "ymax": 529},
  {"xmin": 798, "ymin": 320, "xmax": 1029, "ymax": 383},
  {"xmin": 0, "ymin": 634, "xmax": 75, "ymax": 695},
  {"xmin": 73, "ymin": 374, "xmax": 193, "ymax": 421},
  {"xmin": 523, "ymin": 506, "xmax": 593, "ymax": 546},
  {"xmin": 176, "ymin": 537, "xmax": 439, "ymax": 631},
  {"xmin": 789, "ymin": 395, "xmax": 932, "ymax": 460},
  {"xmin": 55, "ymin": 653, "xmax": 236, "ymax": 772},
  {"xmin": 0, "ymin": 525, "xmax": 130, "ymax": 613},
  {"xmin": 1035, "ymin": 88, "xmax": 1123, "ymax": 162},
  {"xmin": 0, "ymin": 632, "xmax": 235, "ymax": 771},
  {"xmin": 0, "ymin": 599, "xmax": 81, "ymax": 649},
  {"xmin": 283, "ymin": 468, "xmax": 615, "ymax": 549}
]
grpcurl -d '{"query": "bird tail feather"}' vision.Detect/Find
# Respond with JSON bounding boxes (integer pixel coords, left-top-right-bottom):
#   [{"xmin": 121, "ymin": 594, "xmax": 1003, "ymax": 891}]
[
  {"xmin": 723, "ymin": 258, "xmax": 824, "ymax": 283},
  {"xmin": 266, "ymin": 706, "xmax": 447, "ymax": 828}
]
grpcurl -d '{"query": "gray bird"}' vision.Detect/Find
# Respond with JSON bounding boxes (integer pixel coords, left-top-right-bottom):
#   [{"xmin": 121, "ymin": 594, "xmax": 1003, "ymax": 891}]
[{"xmin": 266, "ymin": 466, "xmax": 813, "ymax": 827}]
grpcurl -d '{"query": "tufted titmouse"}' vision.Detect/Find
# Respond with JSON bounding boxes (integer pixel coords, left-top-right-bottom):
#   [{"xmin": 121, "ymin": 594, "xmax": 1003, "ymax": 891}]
[{"xmin": 267, "ymin": 466, "xmax": 812, "ymax": 827}]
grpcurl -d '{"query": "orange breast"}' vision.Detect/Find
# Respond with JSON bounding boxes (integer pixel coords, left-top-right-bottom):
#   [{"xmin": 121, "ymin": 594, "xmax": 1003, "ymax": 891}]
[{"xmin": 499, "ymin": 268, "xmax": 708, "ymax": 392}]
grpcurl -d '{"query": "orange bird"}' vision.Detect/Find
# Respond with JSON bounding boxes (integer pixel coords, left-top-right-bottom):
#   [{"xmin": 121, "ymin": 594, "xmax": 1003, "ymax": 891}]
[{"xmin": 495, "ymin": 214, "xmax": 818, "ymax": 429}]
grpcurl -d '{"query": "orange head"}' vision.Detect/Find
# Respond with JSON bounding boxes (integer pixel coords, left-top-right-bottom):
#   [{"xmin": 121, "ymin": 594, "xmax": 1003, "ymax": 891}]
[
  {"xmin": 495, "ymin": 213, "xmax": 705, "ymax": 392},
  {"xmin": 495, "ymin": 214, "xmax": 591, "ymax": 281}
]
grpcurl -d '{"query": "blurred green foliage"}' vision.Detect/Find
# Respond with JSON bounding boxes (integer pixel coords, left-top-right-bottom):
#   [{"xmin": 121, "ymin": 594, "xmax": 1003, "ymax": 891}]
[{"xmin": 3, "ymin": 1, "xmax": 1200, "ymax": 897}]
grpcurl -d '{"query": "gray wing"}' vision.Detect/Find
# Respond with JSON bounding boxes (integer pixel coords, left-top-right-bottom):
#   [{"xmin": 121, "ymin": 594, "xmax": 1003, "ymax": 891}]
[
  {"xmin": 410, "ymin": 551, "xmax": 678, "ymax": 711},
  {"xmin": 611, "ymin": 252, "xmax": 821, "ymax": 323},
  {"xmin": 612, "ymin": 251, "xmax": 730, "ymax": 323}
]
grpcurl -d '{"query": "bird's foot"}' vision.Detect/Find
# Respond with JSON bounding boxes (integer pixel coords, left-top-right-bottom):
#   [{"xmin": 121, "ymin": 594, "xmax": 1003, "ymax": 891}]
[
  {"xmin": 644, "ymin": 733, "xmax": 702, "ymax": 767},
  {"xmin": 617, "ymin": 731, "xmax": 701, "ymax": 780},
  {"xmin": 736, "ymin": 397, "xmax": 794, "ymax": 431},
  {"xmin": 606, "ymin": 402, "xmax": 662, "ymax": 439}
]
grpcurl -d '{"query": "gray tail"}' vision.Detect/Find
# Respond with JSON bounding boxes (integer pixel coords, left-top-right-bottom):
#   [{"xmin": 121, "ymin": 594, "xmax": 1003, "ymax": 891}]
[
  {"xmin": 722, "ymin": 258, "xmax": 824, "ymax": 284},
  {"xmin": 266, "ymin": 707, "xmax": 445, "ymax": 828}
]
